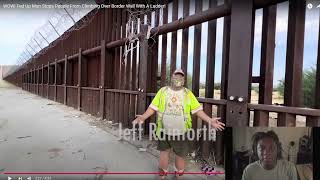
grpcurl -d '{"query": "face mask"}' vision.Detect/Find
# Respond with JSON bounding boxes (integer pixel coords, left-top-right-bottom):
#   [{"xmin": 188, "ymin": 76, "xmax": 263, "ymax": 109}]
[{"xmin": 171, "ymin": 77, "xmax": 185, "ymax": 87}]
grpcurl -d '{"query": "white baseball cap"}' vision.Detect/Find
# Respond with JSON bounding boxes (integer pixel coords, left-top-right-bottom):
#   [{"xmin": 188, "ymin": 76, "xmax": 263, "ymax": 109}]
[{"xmin": 173, "ymin": 69, "xmax": 185, "ymax": 76}]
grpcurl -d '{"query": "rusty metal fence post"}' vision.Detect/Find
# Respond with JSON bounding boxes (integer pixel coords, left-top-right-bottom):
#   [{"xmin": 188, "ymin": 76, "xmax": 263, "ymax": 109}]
[
  {"xmin": 54, "ymin": 59, "xmax": 57, "ymax": 101},
  {"xmin": 254, "ymin": 5, "xmax": 277, "ymax": 126},
  {"xmin": 226, "ymin": 0, "xmax": 254, "ymax": 126},
  {"xmin": 41, "ymin": 64, "xmax": 44, "ymax": 97},
  {"xmin": 64, "ymin": 55, "xmax": 68, "ymax": 105},
  {"xmin": 278, "ymin": 0, "xmax": 306, "ymax": 126},
  {"xmin": 47, "ymin": 61, "xmax": 50, "ymax": 99},
  {"xmin": 36, "ymin": 67, "xmax": 39, "ymax": 95},
  {"xmin": 306, "ymin": 6, "xmax": 320, "ymax": 126},
  {"xmin": 99, "ymin": 40, "xmax": 106, "ymax": 119},
  {"xmin": 77, "ymin": 49, "xmax": 82, "ymax": 110},
  {"xmin": 137, "ymin": 25, "xmax": 149, "ymax": 120}
]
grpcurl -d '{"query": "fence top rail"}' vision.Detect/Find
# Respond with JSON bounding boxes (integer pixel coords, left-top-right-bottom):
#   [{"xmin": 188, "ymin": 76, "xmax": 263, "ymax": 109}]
[
  {"xmin": 82, "ymin": 46, "xmax": 101, "ymax": 55},
  {"xmin": 67, "ymin": 53, "xmax": 79, "ymax": 60},
  {"xmin": 105, "ymin": 89, "xmax": 138, "ymax": 95},
  {"xmin": 146, "ymin": 93, "xmax": 156, "ymax": 97},
  {"xmin": 81, "ymin": 87, "xmax": 100, "ymax": 91},
  {"xmin": 248, "ymin": 103, "xmax": 320, "ymax": 117},
  {"xmin": 147, "ymin": 93, "xmax": 227, "ymax": 106},
  {"xmin": 197, "ymin": 97, "xmax": 228, "ymax": 105},
  {"xmin": 66, "ymin": 85, "xmax": 78, "ymax": 89},
  {"xmin": 57, "ymin": 58, "xmax": 65, "ymax": 64}
]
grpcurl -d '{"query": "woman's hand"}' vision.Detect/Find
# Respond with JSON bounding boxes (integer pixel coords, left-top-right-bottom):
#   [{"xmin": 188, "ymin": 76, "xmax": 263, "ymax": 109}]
[
  {"xmin": 132, "ymin": 115, "xmax": 145, "ymax": 125},
  {"xmin": 208, "ymin": 117, "xmax": 225, "ymax": 131}
]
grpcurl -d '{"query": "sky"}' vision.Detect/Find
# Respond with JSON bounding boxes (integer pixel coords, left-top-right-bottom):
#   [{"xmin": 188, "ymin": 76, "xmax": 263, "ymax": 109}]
[
  {"xmin": 0, "ymin": 0, "xmax": 319, "ymax": 87},
  {"xmin": 0, "ymin": 8, "xmax": 50, "ymax": 65},
  {"xmin": 0, "ymin": 0, "xmax": 94, "ymax": 65}
]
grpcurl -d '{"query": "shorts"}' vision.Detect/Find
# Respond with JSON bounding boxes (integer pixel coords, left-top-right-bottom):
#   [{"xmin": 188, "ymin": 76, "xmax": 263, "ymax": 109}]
[{"xmin": 157, "ymin": 132, "xmax": 190, "ymax": 157}]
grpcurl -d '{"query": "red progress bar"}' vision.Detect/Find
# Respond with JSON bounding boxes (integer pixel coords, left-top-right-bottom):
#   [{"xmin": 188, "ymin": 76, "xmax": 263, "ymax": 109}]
[{"xmin": 3, "ymin": 172, "xmax": 224, "ymax": 175}]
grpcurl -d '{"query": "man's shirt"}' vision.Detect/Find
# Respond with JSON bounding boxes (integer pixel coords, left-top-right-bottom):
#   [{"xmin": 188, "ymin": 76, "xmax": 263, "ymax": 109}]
[
  {"xmin": 242, "ymin": 160, "xmax": 298, "ymax": 180},
  {"xmin": 149, "ymin": 86, "xmax": 202, "ymax": 137}
]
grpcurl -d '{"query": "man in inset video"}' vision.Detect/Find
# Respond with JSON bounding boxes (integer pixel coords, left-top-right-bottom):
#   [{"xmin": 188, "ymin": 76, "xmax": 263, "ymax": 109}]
[{"xmin": 242, "ymin": 130, "xmax": 298, "ymax": 180}]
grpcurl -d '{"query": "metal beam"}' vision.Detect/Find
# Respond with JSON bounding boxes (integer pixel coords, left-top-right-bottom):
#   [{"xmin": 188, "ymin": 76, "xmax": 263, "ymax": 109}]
[
  {"xmin": 64, "ymin": 8, "xmax": 76, "ymax": 24},
  {"xmin": 278, "ymin": 0, "xmax": 306, "ymax": 126},
  {"xmin": 48, "ymin": 20, "xmax": 60, "ymax": 36},
  {"xmin": 137, "ymin": 25, "xmax": 149, "ymax": 115},
  {"xmin": 306, "ymin": 8, "xmax": 320, "ymax": 126},
  {"xmin": 39, "ymin": 32, "xmax": 50, "ymax": 45},
  {"xmin": 33, "ymin": 38, "xmax": 42, "ymax": 50},
  {"xmin": 77, "ymin": 48, "xmax": 82, "ymax": 110},
  {"xmin": 254, "ymin": 5, "xmax": 277, "ymax": 126},
  {"xmin": 99, "ymin": 40, "xmax": 106, "ymax": 119},
  {"xmin": 64, "ymin": 55, "xmax": 67, "ymax": 105},
  {"xmin": 202, "ymin": 0, "xmax": 218, "ymax": 162},
  {"xmin": 54, "ymin": 59, "xmax": 57, "ymax": 101},
  {"xmin": 27, "ymin": 43, "xmax": 37, "ymax": 54},
  {"xmin": 226, "ymin": 0, "xmax": 254, "ymax": 126}
]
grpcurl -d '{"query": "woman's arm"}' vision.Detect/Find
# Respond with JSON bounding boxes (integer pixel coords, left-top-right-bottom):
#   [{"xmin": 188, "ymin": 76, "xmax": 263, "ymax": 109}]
[
  {"xmin": 195, "ymin": 110, "xmax": 225, "ymax": 131},
  {"xmin": 132, "ymin": 107, "xmax": 156, "ymax": 124}
]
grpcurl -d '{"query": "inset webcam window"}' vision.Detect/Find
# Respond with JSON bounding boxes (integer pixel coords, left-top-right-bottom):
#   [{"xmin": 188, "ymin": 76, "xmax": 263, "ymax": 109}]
[{"xmin": 232, "ymin": 127, "xmax": 313, "ymax": 180}]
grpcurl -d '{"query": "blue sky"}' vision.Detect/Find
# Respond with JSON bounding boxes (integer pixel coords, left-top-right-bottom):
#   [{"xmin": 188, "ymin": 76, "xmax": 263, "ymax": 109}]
[{"xmin": 0, "ymin": 0, "xmax": 319, "ymax": 88}]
